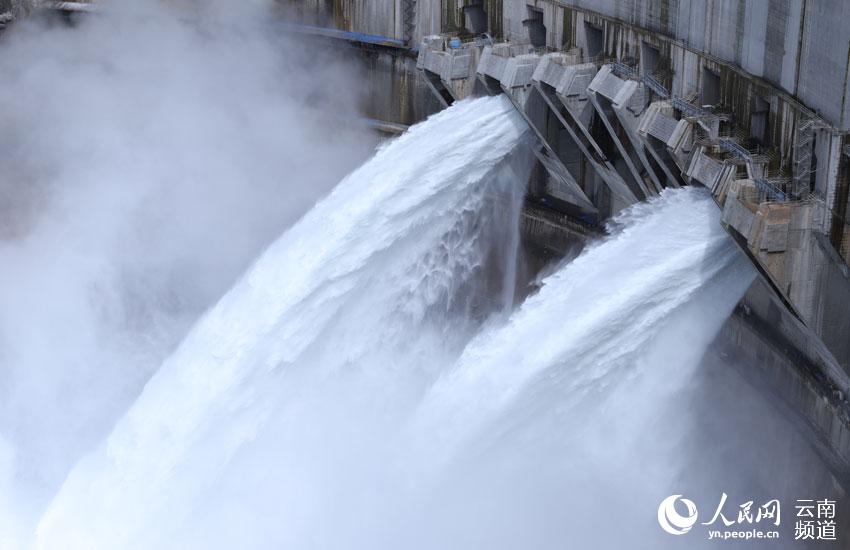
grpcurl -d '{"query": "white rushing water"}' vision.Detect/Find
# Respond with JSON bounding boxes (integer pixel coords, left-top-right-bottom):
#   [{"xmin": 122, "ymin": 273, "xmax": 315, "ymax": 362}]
[
  {"xmin": 30, "ymin": 97, "xmax": 756, "ymax": 549},
  {"xmin": 34, "ymin": 95, "xmax": 532, "ymax": 549}
]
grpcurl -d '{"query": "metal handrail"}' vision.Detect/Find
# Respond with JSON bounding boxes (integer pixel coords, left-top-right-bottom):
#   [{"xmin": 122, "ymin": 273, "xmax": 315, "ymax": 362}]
[
  {"xmin": 642, "ymin": 74, "xmax": 669, "ymax": 98},
  {"xmin": 610, "ymin": 62, "xmax": 635, "ymax": 78},
  {"xmin": 718, "ymin": 138, "xmax": 751, "ymax": 160},
  {"xmin": 754, "ymin": 178, "xmax": 788, "ymax": 202},
  {"xmin": 671, "ymin": 96, "xmax": 712, "ymax": 119}
]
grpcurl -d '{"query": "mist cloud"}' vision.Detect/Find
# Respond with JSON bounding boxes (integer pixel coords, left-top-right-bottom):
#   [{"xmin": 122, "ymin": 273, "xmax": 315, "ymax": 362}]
[{"xmin": 0, "ymin": 0, "xmax": 377, "ymax": 538}]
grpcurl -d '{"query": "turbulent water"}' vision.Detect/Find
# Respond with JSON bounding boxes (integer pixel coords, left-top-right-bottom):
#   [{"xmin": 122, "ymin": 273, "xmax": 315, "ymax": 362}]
[
  {"xmin": 25, "ymin": 96, "xmax": 758, "ymax": 549},
  {"xmin": 34, "ymin": 96, "xmax": 531, "ymax": 548}
]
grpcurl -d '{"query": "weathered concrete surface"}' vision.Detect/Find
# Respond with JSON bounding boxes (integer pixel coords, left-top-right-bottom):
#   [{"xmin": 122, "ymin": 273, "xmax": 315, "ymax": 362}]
[
  {"xmin": 500, "ymin": 0, "xmax": 850, "ymax": 132},
  {"xmin": 720, "ymin": 182, "xmax": 850, "ymax": 373},
  {"xmin": 358, "ymin": 48, "xmax": 442, "ymax": 125},
  {"xmin": 477, "ymin": 45, "xmax": 601, "ymax": 214},
  {"xmin": 292, "ymin": 0, "xmax": 850, "ymax": 139},
  {"xmin": 284, "ymin": 0, "xmax": 403, "ymax": 42},
  {"xmin": 520, "ymin": 197, "xmax": 596, "ymax": 256},
  {"xmin": 416, "ymin": 35, "xmax": 484, "ymax": 103},
  {"xmin": 441, "ymin": 0, "xmax": 850, "ymax": 257},
  {"xmin": 415, "ymin": 7, "xmax": 850, "ymax": 391},
  {"xmin": 533, "ymin": 54, "xmax": 639, "ymax": 211},
  {"xmin": 713, "ymin": 278, "xmax": 850, "ymax": 488},
  {"xmin": 286, "ymin": 0, "xmax": 850, "ymax": 139},
  {"xmin": 0, "ymin": 0, "xmax": 38, "ymax": 20},
  {"xmin": 281, "ymin": 0, "xmax": 446, "ymax": 45}
]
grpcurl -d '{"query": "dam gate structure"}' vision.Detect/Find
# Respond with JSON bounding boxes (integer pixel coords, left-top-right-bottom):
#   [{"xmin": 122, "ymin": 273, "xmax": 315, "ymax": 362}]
[
  {"xmin": 9, "ymin": 0, "xmax": 850, "ymax": 527},
  {"xmin": 282, "ymin": 0, "xmax": 850, "ymax": 501}
]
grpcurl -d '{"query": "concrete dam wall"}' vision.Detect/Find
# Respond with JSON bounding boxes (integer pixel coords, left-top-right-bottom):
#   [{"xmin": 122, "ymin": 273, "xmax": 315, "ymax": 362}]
[{"xmin": 269, "ymin": 0, "xmax": 850, "ymax": 497}]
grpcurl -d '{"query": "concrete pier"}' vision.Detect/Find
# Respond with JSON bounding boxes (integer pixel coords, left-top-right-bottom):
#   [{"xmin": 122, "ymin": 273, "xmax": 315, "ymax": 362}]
[{"xmin": 409, "ymin": 0, "xmax": 850, "ymax": 493}]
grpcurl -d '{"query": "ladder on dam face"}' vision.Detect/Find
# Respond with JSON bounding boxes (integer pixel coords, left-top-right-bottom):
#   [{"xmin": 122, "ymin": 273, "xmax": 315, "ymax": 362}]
[{"xmin": 793, "ymin": 117, "xmax": 816, "ymax": 198}]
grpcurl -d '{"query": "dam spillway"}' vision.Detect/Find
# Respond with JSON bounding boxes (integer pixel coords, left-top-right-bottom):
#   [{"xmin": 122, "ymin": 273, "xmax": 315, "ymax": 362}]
[
  {"xmin": 25, "ymin": 97, "xmax": 798, "ymax": 549},
  {"xmin": 0, "ymin": 1, "xmax": 849, "ymax": 548},
  {"xmin": 34, "ymin": 95, "xmax": 534, "ymax": 549}
]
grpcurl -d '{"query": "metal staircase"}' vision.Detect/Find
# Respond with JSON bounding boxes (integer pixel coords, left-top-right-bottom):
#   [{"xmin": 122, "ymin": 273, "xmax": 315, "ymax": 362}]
[
  {"xmin": 642, "ymin": 73, "xmax": 669, "ymax": 99},
  {"xmin": 793, "ymin": 116, "xmax": 816, "ymax": 198}
]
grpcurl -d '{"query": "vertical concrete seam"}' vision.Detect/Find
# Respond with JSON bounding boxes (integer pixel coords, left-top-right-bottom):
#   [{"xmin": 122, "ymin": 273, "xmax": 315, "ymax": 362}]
[
  {"xmin": 841, "ymin": 41, "xmax": 850, "ymax": 130},
  {"xmin": 793, "ymin": 0, "xmax": 808, "ymax": 99}
]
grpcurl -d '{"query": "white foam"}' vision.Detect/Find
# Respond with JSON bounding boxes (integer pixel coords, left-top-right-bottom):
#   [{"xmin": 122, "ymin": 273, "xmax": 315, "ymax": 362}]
[{"xmin": 36, "ymin": 95, "xmax": 529, "ymax": 550}]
